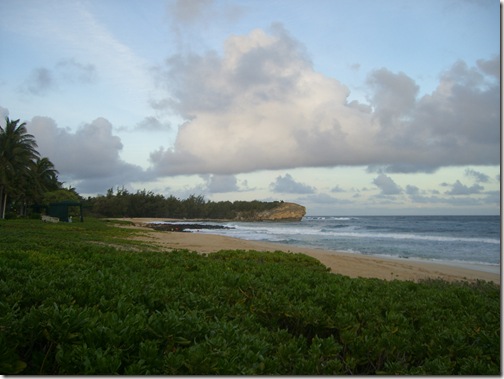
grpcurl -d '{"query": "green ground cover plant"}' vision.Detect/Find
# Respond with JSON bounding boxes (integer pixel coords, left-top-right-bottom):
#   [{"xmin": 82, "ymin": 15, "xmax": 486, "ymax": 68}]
[{"xmin": 0, "ymin": 219, "xmax": 500, "ymax": 374}]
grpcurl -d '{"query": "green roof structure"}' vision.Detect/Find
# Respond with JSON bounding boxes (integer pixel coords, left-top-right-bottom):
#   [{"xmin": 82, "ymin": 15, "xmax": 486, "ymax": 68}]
[{"xmin": 48, "ymin": 200, "xmax": 83, "ymax": 222}]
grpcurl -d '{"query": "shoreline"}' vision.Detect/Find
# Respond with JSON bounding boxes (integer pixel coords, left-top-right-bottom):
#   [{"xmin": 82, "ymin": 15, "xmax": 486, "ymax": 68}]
[{"xmin": 110, "ymin": 218, "xmax": 501, "ymax": 284}]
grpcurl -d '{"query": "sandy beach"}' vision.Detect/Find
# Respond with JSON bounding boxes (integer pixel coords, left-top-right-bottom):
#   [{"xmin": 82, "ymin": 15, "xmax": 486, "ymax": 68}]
[{"xmin": 113, "ymin": 218, "xmax": 500, "ymax": 284}]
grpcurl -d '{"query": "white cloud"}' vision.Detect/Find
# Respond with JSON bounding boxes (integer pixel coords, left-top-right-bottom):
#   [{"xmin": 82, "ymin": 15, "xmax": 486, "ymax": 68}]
[
  {"xmin": 166, "ymin": 0, "xmax": 244, "ymax": 52},
  {"xmin": 202, "ymin": 174, "xmax": 240, "ymax": 193},
  {"xmin": 405, "ymin": 185, "xmax": 421, "ymax": 196},
  {"xmin": 149, "ymin": 26, "xmax": 499, "ymax": 176},
  {"xmin": 445, "ymin": 180, "xmax": 484, "ymax": 196},
  {"xmin": 8, "ymin": 0, "xmax": 154, "ymax": 99},
  {"xmin": 372, "ymin": 174, "xmax": 403, "ymax": 195},
  {"xmin": 477, "ymin": 56, "xmax": 499, "ymax": 79},
  {"xmin": 465, "ymin": 168, "xmax": 490, "ymax": 183},
  {"xmin": 27, "ymin": 116, "xmax": 149, "ymax": 194},
  {"xmin": 135, "ymin": 117, "xmax": 171, "ymax": 132},
  {"xmin": 22, "ymin": 59, "xmax": 97, "ymax": 96},
  {"xmin": 270, "ymin": 173, "xmax": 315, "ymax": 194},
  {"xmin": 0, "ymin": 106, "xmax": 8, "ymax": 119}
]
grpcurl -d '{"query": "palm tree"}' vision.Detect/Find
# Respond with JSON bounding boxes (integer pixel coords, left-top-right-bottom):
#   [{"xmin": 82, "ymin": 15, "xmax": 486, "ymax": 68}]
[
  {"xmin": 19, "ymin": 157, "xmax": 61, "ymax": 216},
  {"xmin": 0, "ymin": 117, "xmax": 40, "ymax": 218},
  {"xmin": 32, "ymin": 156, "xmax": 60, "ymax": 192}
]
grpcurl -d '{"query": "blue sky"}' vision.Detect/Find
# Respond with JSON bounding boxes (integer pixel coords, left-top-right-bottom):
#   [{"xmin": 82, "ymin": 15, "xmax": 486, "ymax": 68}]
[{"xmin": 0, "ymin": 0, "xmax": 500, "ymax": 215}]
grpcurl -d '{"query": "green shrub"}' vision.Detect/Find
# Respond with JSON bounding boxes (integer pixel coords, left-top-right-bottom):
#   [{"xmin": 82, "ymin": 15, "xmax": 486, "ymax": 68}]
[{"xmin": 0, "ymin": 219, "xmax": 500, "ymax": 375}]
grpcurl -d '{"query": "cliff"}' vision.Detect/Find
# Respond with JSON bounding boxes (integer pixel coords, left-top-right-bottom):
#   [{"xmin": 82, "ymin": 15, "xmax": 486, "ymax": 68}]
[{"xmin": 236, "ymin": 202, "xmax": 306, "ymax": 222}]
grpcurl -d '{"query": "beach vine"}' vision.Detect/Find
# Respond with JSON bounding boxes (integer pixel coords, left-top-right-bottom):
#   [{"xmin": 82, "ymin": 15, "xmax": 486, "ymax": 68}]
[{"xmin": 0, "ymin": 218, "xmax": 500, "ymax": 375}]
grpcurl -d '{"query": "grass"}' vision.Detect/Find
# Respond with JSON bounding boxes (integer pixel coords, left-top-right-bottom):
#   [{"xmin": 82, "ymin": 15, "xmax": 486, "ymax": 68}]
[{"xmin": 0, "ymin": 218, "xmax": 500, "ymax": 374}]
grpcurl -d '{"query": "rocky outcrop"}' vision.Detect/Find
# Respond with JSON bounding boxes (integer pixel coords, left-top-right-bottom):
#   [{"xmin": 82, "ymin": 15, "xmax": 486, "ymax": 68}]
[{"xmin": 236, "ymin": 202, "xmax": 306, "ymax": 222}]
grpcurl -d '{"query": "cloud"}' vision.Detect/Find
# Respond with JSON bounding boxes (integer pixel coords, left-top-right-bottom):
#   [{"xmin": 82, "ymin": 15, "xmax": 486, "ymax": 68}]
[
  {"xmin": 366, "ymin": 68, "xmax": 419, "ymax": 138},
  {"xmin": 168, "ymin": 0, "xmax": 214, "ymax": 24},
  {"xmin": 56, "ymin": 58, "xmax": 97, "ymax": 83},
  {"xmin": 331, "ymin": 185, "xmax": 344, "ymax": 193},
  {"xmin": 465, "ymin": 168, "xmax": 490, "ymax": 183},
  {"xmin": 168, "ymin": 0, "xmax": 243, "ymax": 26},
  {"xmin": 405, "ymin": 185, "xmax": 420, "ymax": 195},
  {"xmin": 135, "ymin": 117, "xmax": 171, "ymax": 132},
  {"xmin": 476, "ymin": 56, "xmax": 500, "ymax": 79},
  {"xmin": 373, "ymin": 174, "xmax": 403, "ymax": 195},
  {"xmin": 0, "ymin": 106, "xmax": 9, "ymax": 119},
  {"xmin": 22, "ymin": 59, "xmax": 97, "ymax": 96},
  {"xmin": 27, "ymin": 116, "xmax": 149, "ymax": 194},
  {"xmin": 167, "ymin": 0, "xmax": 244, "ymax": 51},
  {"xmin": 148, "ymin": 26, "xmax": 499, "ymax": 176},
  {"xmin": 349, "ymin": 63, "xmax": 361, "ymax": 71},
  {"xmin": 270, "ymin": 173, "xmax": 315, "ymax": 194},
  {"xmin": 301, "ymin": 193, "xmax": 352, "ymax": 205},
  {"xmin": 202, "ymin": 174, "xmax": 239, "ymax": 193},
  {"xmin": 25, "ymin": 68, "xmax": 55, "ymax": 95},
  {"xmin": 115, "ymin": 116, "xmax": 172, "ymax": 133},
  {"xmin": 444, "ymin": 180, "xmax": 484, "ymax": 195},
  {"xmin": 373, "ymin": 164, "xmax": 439, "ymax": 174},
  {"xmin": 12, "ymin": 2, "xmax": 152, "ymax": 98}
]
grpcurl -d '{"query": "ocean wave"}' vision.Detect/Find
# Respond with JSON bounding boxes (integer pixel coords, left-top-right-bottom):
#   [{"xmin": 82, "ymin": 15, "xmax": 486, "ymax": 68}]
[
  {"xmin": 331, "ymin": 231, "xmax": 500, "ymax": 245},
  {"xmin": 222, "ymin": 224, "xmax": 499, "ymax": 245},
  {"xmin": 305, "ymin": 216, "xmax": 355, "ymax": 221},
  {"xmin": 222, "ymin": 224, "xmax": 321, "ymax": 236},
  {"xmin": 194, "ymin": 216, "xmax": 499, "ymax": 265},
  {"xmin": 321, "ymin": 225, "xmax": 358, "ymax": 231}
]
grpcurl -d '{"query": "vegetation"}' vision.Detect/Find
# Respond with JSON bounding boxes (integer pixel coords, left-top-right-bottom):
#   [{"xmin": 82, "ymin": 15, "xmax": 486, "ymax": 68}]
[
  {"xmin": 0, "ymin": 219, "xmax": 500, "ymax": 375},
  {"xmin": 84, "ymin": 187, "xmax": 282, "ymax": 219},
  {"xmin": 0, "ymin": 117, "xmax": 68, "ymax": 219},
  {"xmin": 0, "ymin": 116, "xmax": 281, "ymax": 221}
]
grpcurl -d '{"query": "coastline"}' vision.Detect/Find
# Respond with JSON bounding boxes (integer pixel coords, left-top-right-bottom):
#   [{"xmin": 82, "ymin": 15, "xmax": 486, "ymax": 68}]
[{"xmin": 112, "ymin": 218, "xmax": 501, "ymax": 284}]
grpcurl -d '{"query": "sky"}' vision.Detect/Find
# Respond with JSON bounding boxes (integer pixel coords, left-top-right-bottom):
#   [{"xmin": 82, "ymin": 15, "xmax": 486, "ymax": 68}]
[{"xmin": 0, "ymin": 0, "xmax": 500, "ymax": 215}]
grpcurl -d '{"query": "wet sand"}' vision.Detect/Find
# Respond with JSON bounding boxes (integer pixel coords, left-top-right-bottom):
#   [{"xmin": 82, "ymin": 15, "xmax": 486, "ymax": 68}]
[{"xmin": 112, "ymin": 218, "xmax": 500, "ymax": 284}]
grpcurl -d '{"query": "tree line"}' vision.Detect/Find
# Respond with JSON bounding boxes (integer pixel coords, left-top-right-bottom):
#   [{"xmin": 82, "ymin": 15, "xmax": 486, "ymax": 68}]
[
  {"xmin": 84, "ymin": 187, "xmax": 282, "ymax": 220},
  {"xmin": 1, "ymin": 116, "xmax": 282, "ymax": 220}
]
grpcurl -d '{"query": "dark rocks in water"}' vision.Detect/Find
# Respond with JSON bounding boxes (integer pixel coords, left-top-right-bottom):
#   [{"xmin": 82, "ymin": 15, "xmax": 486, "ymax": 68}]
[{"xmin": 148, "ymin": 223, "xmax": 232, "ymax": 232}]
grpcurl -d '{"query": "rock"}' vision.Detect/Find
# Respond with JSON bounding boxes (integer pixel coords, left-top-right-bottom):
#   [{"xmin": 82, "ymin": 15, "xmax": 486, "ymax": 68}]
[
  {"xmin": 148, "ymin": 223, "xmax": 232, "ymax": 232},
  {"xmin": 237, "ymin": 202, "xmax": 306, "ymax": 222}
]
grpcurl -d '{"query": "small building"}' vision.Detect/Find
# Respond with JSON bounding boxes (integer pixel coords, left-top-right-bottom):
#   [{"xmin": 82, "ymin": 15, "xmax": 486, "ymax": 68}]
[{"xmin": 48, "ymin": 200, "xmax": 83, "ymax": 222}]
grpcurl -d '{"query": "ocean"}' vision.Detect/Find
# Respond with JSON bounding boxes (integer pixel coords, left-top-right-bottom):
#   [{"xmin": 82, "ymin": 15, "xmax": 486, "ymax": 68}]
[{"xmin": 155, "ymin": 216, "xmax": 501, "ymax": 272}]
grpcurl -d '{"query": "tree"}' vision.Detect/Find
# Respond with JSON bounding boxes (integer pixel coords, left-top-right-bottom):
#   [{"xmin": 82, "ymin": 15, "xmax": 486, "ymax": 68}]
[
  {"xmin": 15, "ymin": 157, "xmax": 61, "ymax": 216},
  {"xmin": 0, "ymin": 117, "xmax": 40, "ymax": 219},
  {"xmin": 43, "ymin": 188, "xmax": 80, "ymax": 205},
  {"xmin": 32, "ymin": 157, "xmax": 60, "ymax": 193},
  {"xmin": 183, "ymin": 194, "xmax": 206, "ymax": 218}
]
